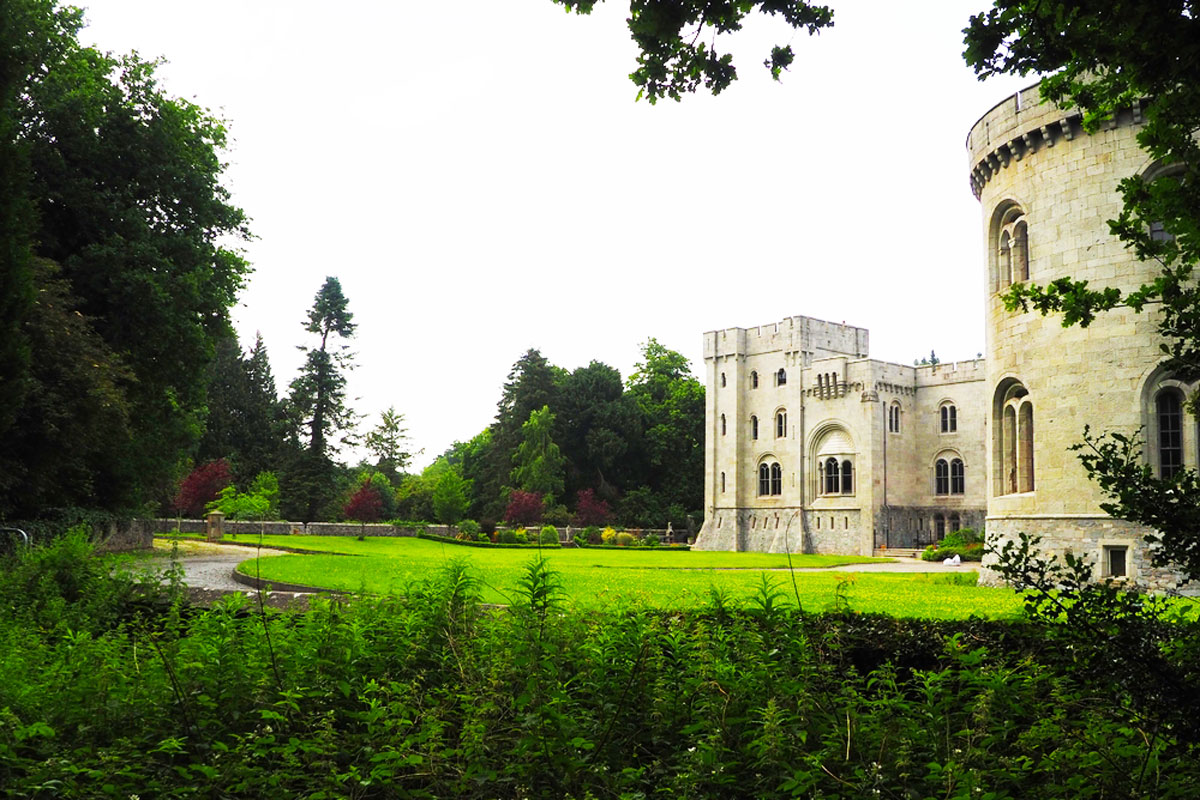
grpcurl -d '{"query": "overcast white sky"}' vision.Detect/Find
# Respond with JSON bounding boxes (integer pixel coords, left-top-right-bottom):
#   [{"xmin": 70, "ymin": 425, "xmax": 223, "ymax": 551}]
[{"xmin": 78, "ymin": 1, "xmax": 1032, "ymax": 469}]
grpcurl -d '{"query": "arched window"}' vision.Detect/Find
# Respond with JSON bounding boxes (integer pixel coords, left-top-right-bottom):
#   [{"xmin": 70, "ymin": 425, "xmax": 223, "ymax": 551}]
[
  {"xmin": 991, "ymin": 203, "xmax": 1029, "ymax": 292},
  {"xmin": 1157, "ymin": 388, "xmax": 1184, "ymax": 479},
  {"xmin": 949, "ymin": 513, "xmax": 961, "ymax": 532},
  {"xmin": 1018, "ymin": 402, "xmax": 1034, "ymax": 492},
  {"xmin": 720, "ymin": 372, "xmax": 726, "ymax": 388},
  {"xmin": 1003, "ymin": 405, "xmax": 1018, "ymax": 493},
  {"xmin": 758, "ymin": 461, "xmax": 781, "ymax": 496},
  {"xmin": 935, "ymin": 459, "xmax": 950, "ymax": 495},
  {"xmin": 995, "ymin": 379, "xmax": 1034, "ymax": 496},
  {"xmin": 776, "ymin": 368, "xmax": 787, "ymax": 386},
  {"xmin": 940, "ymin": 403, "xmax": 957, "ymax": 433},
  {"xmin": 751, "ymin": 415, "xmax": 758, "ymax": 440},
  {"xmin": 888, "ymin": 402, "xmax": 901, "ymax": 433},
  {"xmin": 999, "ymin": 230, "xmax": 1012, "ymax": 288},
  {"xmin": 776, "ymin": 410, "xmax": 787, "ymax": 438},
  {"xmin": 933, "ymin": 513, "xmax": 946, "ymax": 539},
  {"xmin": 822, "ymin": 457, "xmax": 840, "ymax": 495},
  {"xmin": 950, "ymin": 458, "xmax": 965, "ymax": 494},
  {"xmin": 814, "ymin": 426, "xmax": 855, "ymax": 498},
  {"xmin": 720, "ymin": 414, "xmax": 726, "ymax": 436},
  {"xmin": 1013, "ymin": 220, "xmax": 1029, "ymax": 281},
  {"xmin": 751, "ymin": 371, "xmax": 759, "ymax": 389}
]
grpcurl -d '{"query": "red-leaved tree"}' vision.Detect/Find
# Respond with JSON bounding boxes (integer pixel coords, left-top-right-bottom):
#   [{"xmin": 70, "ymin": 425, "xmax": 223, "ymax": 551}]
[
  {"xmin": 173, "ymin": 460, "xmax": 232, "ymax": 517},
  {"xmin": 344, "ymin": 483, "xmax": 384, "ymax": 525},
  {"xmin": 573, "ymin": 489, "xmax": 610, "ymax": 526},
  {"xmin": 505, "ymin": 490, "xmax": 544, "ymax": 526}
]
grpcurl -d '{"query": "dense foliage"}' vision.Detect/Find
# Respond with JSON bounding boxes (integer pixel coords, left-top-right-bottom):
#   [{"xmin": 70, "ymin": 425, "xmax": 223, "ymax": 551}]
[
  {"xmin": 448, "ymin": 340, "xmax": 704, "ymax": 530},
  {"xmin": 0, "ymin": 0, "xmax": 249, "ymax": 517},
  {"xmin": 1, "ymin": 539, "xmax": 1198, "ymax": 798}
]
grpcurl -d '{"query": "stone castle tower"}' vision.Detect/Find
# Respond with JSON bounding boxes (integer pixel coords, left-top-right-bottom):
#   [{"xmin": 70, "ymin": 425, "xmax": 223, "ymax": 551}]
[
  {"xmin": 970, "ymin": 85, "xmax": 1182, "ymax": 587},
  {"xmin": 692, "ymin": 317, "xmax": 987, "ymax": 555}
]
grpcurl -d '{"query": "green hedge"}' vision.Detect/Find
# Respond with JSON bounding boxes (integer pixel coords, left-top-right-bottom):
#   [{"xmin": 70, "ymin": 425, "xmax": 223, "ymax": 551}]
[{"xmin": 415, "ymin": 531, "xmax": 561, "ymax": 549}]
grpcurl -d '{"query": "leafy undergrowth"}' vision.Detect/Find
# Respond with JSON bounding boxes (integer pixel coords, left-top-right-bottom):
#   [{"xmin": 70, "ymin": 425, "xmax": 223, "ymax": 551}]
[{"xmin": 3, "ymin": 534, "xmax": 1199, "ymax": 798}]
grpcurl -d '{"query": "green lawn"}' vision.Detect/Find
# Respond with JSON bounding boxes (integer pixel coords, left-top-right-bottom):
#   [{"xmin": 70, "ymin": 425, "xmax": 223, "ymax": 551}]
[{"xmin": 173, "ymin": 534, "xmax": 1024, "ymax": 619}]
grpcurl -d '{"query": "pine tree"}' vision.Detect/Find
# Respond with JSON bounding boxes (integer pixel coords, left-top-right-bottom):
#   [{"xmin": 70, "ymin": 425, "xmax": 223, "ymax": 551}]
[{"xmin": 286, "ymin": 277, "xmax": 357, "ymax": 520}]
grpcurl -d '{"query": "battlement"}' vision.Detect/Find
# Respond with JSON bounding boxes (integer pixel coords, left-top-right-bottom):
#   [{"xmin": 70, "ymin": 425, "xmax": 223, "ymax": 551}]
[
  {"xmin": 914, "ymin": 358, "xmax": 986, "ymax": 387},
  {"xmin": 704, "ymin": 315, "xmax": 869, "ymax": 361},
  {"xmin": 965, "ymin": 82, "xmax": 1145, "ymax": 199}
]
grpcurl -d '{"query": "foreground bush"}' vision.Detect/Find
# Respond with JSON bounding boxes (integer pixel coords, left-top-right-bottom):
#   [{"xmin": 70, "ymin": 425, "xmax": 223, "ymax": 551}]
[{"xmin": 0, "ymin": 548, "xmax": 1198, "ymax": 798}]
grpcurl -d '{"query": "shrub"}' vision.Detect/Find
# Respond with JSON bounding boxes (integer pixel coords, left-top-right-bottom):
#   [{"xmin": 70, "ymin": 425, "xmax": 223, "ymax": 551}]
[
  {"xmin": 573, "ymin": 488, "xmax": 611, "ymax": 526},
  {"xmin": 921, "ymin": 544, "xmax": 940, "ymax": 562},
  {"xmin": 941, "ymin": 527, "xmax": 983, "ymax": 549},
  {"xmin": 476, "ymin": 532, "xmax": 490, "ymax": 543},
  {"xmin": 543, "ymin": 504, "xmax": 571, "ymax": 527},
  {"xmin": 458, "ymin": 519, "xmax": 481, "ymax": 538},
  {"xmin": 644, "ymin": 532, "xmax": 660, "ymax": 547},
  {"xmin": 514, "ymin": 528, "xmax": 529, "ymax": 544},
  {"xmin": 601, "ymin": 527, "xmax": 617, "ymax": 545},
  {"xmin": 173, "ymin": 460, "xmax": 231, "ymax": 517},
  {"xmin": 583, "ymin": 525, "xmax": 602, "ymax": 545},
  {"xmin": 505, "ymin": 491, "xmax": 544, "ymax": 527},
  {"xmin": 539, "ymin": 525, "xmax": 559, "ymax": 545},
  {"xmin": 498, "ymin": 528, "xmax": 517, "ymax": 544},
  {"xmin": 343, "ymin": 483, "xmax": 384, "ymax": 524},
  {"xmin": 573, "ymin": 532, "xmax": 588, "ymax": 547},
  {"xmin": 480, "ymin": 518, "xmax": 497, "ymax": 535},
  {"xmin": 615, "ymin": 531, "xmax": 635, "ymax": 547}
]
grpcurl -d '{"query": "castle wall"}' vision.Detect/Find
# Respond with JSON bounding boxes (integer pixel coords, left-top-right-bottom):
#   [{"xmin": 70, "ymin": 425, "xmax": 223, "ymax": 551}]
[
  {"xmin": 970, "ymin": 85, "xmax": 1176, "ymax": 586},
  {"xmin": 696, "ymin": 317, "xmax": 986, "ymax": 555}
]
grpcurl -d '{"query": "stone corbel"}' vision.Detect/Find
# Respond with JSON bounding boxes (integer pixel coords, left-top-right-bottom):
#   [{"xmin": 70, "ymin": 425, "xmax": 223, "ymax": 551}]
[
  {"xmin": 1060, "ymin": 118, "xmax": 1074, "ymax": 141},
  {"xmin": 1040, "ymin": 125, "xmax": 1055, "ymax": 147}
]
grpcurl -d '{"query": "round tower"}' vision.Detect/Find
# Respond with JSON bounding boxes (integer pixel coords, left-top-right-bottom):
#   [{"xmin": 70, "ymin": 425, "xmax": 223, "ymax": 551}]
[{"xmin": 969, "ymin": 84, "xmax": 1179, "ymax": 587}]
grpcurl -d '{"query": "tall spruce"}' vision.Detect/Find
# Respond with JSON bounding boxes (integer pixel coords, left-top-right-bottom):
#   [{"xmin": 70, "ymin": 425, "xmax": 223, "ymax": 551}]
[
  {"xmin": 196, "ymin": 332, "xmax": 288, "ymax": 486},
  {"xmin": 286, "ymin": 277, "xmax": 357, "ymax": 520}
]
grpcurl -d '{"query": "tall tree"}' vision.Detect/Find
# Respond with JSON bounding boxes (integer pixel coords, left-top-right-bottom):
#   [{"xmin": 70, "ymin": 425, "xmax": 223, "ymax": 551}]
[
  {"xmin": 364, "ymin": 407, "xmax": 414, "ymax": 484},
  {"xmin": 556, "ymin": 360, "xmax": 642, "ymax": 500},
  {"xmin": 475, "ymin": 349, "xmax": 564, "ymax": 520},
  {"xmin": 0, "ymin": 259, "xmax": 133, "ymax": 515},
  {"xmin": 290, "ymin": 277, "xmax": 357, "ymax": 458},
  {"xmin": 624, "ymin": 338, "xmax": 705, "ymax": 527},
  {"xmin": 196, "ymin": 332, "xmax": 289, "ymax": 487},
  {"xmin": 286, "ymin": 277, "xmax": 357, "ymax": 520},
  {"xmin": 1, "ymin": 0, "xmax": 250, "ymax": 515},
  {"xmin": 511, "ymin": 405, "xmax": 566, "ymax": 504}
]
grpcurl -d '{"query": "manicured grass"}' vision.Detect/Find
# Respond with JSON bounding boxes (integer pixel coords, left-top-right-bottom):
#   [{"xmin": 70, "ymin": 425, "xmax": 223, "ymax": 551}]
[
  {"xmin": 158, "ymin": 532, "xmax": 891, "ymax": 568},
  {"xmin": 209, "ymin": 534, "xmax": 1024, "ymax": 619}
]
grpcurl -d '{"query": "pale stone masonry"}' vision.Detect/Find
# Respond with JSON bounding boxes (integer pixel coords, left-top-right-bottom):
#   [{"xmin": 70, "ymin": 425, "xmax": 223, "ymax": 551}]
[
  {"xmin": 969, "ymin": 84, "xmax": 1187, "ymax": 589},
  {"xmin": 693, "ymin": 317, "xmax": 986, "ymax": 554},
  {"xmin": 696, "ymin": 85, "xmax": 1194, "ymax": 591}
]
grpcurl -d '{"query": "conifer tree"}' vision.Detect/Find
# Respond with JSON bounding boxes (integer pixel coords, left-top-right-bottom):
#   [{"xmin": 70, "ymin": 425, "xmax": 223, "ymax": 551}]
[{"xmin": 286, "ymin": 277, "xmax": 357, "ymax": 520}]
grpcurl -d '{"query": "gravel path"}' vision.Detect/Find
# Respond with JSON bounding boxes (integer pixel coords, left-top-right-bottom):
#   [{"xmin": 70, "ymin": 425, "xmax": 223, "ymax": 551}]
[{"xmin": 148, "ymin": 539, "xmax": 290, "ymax": 592}]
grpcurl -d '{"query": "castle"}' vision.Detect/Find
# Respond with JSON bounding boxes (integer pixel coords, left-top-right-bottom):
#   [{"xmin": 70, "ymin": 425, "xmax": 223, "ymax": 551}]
[{"xmin": 695, "ymin": 84, "xmax": 1185, "ymax": 589}]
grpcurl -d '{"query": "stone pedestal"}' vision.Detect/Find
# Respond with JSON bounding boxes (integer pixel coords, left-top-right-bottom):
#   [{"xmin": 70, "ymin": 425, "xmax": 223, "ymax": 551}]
[{"xmin": 205, "ymin": 511, "xmax": 225, "ymax": 542}]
